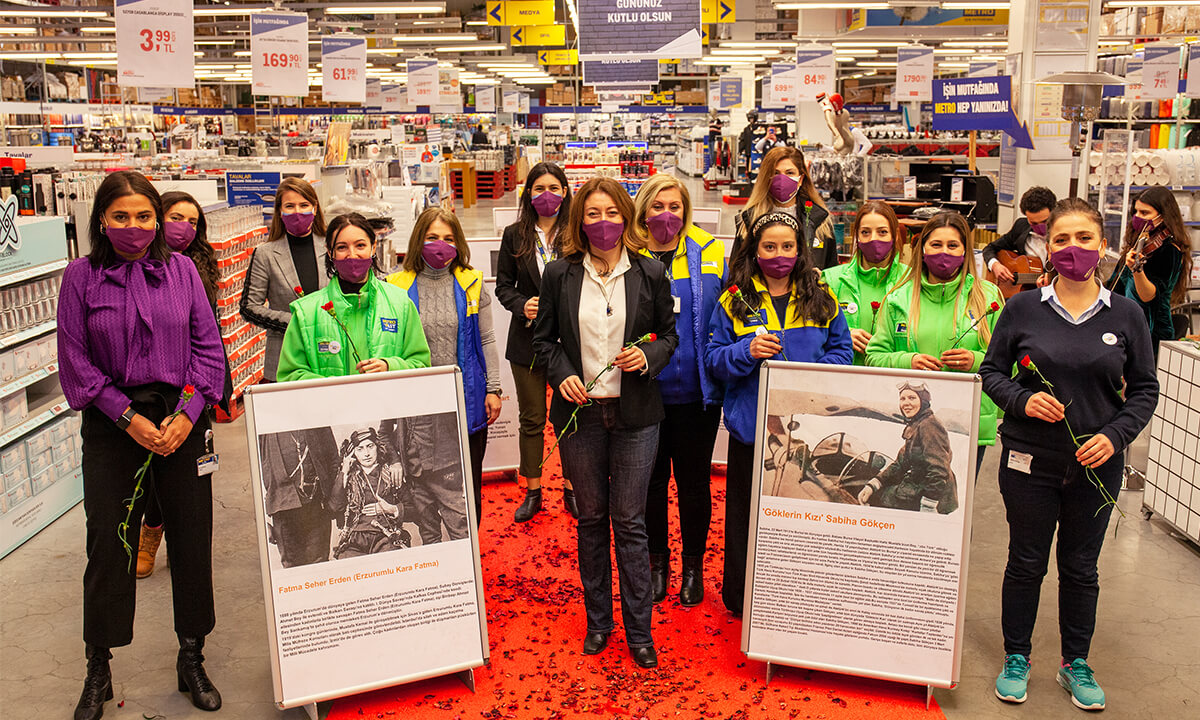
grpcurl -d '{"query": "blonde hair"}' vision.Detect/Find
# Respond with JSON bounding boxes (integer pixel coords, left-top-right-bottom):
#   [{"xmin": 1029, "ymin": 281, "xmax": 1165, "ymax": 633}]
[
  {"xmin": 888, "ymin": 212, "xmax": 999, "ymax": 347},
  {"xmin": 632, "ymin": 173, "xmax": 693, "ymax": 243},
  {"xmin": 745, "ymin": 146, "xmax": 825, "ymax": 226},
  {"xmin": 402, "ymin": 207, "xmax": 473, "ymax": 273},
  {"xmin": 560, "ymin": 177, "xmax": 645, "ymax": 273}
]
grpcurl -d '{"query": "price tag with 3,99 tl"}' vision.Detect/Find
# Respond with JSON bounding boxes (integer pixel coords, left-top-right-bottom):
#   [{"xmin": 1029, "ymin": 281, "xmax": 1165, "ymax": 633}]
[
  {"xmin": 115, "ymin": 0, "xmax": 194, "ymax": 88},
  {"xmin": 251, "ymin": 12, "xmax": 310, "ymax": 98}
]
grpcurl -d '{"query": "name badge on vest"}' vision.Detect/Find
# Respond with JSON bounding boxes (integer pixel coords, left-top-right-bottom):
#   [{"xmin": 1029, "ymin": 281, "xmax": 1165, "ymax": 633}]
[
  {"xmin": 813, "ymin": 238, "xmax": 823, "ymax": 248},
  {"xmin": 673, "ymin": 295, "xmax": 682, "ymax": 314},
  {"xmin": 840, "ymin": 301, "xmax": 858, "ymax": 315},
  {"xmin": 467, "ymin": 299, "xmax": 478, "ymax": 312},
  {"xmin": 318, "ymin": 340, "xmax": 342, "ymax": 354},
  {"xmin": 896, "ymin": 321, "xmax": 908, "ymax": 335},
  {"xmin": 380, "ymin": 317, "xmax": 398, "ymax": 333}
]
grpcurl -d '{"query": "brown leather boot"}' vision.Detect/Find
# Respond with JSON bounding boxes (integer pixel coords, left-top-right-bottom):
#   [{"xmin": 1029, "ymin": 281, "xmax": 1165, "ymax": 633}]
[{"xmin": 136, "ymin": 524, "xmax": 164, "ymax": 579}]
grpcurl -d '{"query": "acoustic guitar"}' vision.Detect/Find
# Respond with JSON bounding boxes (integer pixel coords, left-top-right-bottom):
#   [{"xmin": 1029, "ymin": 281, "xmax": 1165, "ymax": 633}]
[{"xmin": 989, "ymin": 249, "xmax": 1044, "ymax": 298}]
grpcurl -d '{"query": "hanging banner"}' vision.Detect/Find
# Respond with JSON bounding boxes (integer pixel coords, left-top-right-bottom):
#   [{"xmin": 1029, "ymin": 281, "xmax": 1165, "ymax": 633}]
[
  {"xmin": 503, "ymin": 0, "xmax": 555, "ymax": 25},
  {"xmin": 518, "ymin": 95, "xmax": 530, "ymax": 114},
  {"xmin": 475, "ymin": 86, "xmax": 496, "ymax": 112},
  {"xmin": 718, "ymin": 74, "xmax": 742, "ymax": 109},
  {"xmin": 850, "ymin": 8, "xmax": 1007, "ymax": 28},
  {"xmin": 968, "ymin": 61, "xmax": 998, "ymax": 78},
  {"xmin": 1142, "ymin": 44, "xmax": 1181, "ymax": 101},
  {"xmin": 1033, "ymin": 0, "xmax": 1089, "ymax": 52},
  {"xmin": 582, "ymin": 59, "xmax": 659, "ymax": 87},
  {"xmin": 365, "ymin": 79, "xmax": 383, "ymax": 109},
  {"xmin": 701, "ymin": 0, "xmax": 736, "ymax": 23},
  {"xmin": 381, "ymin": 85, "xmax": 413, "ymax": 113},
  {"xmin": 764, "ymin": 63, "xmax": 796, "ymax": 109},
  {"xmin": 251, "ymin": 12, "xmax": 309, "ymax": 97},
  {"xmin": 245, "ymin": 368, "xmax": 489, "ymax": 709},
  {"xmin": 997, "ymin": 133, "xmax": 1017, "ymax": 205},
  {"xmin": 114, "ymin": 0, "xmax": 194, "ymax": 88},
  {"xmin": 437, "ymin": 68, "xmax": 462, "ymax": 111},
  {"xmin": 896, "ymin": 46, "xmax": 934, "ymax": 102},
  {"xmin": 932, "ymin": 76, "xmax": 1033, "ymax": 148},
  {"xmin": 795, "ymin": 45, "xmax": 835, "ymax": 103},
  {"xmin": 406, "ymin": 57, "xmax": 439, "ymax": 107},
  {"xmin": 538, "ymin": 49, "xmax": 579, "ymax": 65},
  {"xmin": 511, "ymin": 24, "xmax": 566, "ymax": 47},
  {"xmin": 743, "ymin": 362, "xmax": 978, "ymax": 690},
  {"xmin": 577, "ymin": 0, "xmax": 702, "ymax": 61},
  {"xmin": 1189, "ymin": 45, "xmax": 1200, "ymax": 98},
  {"xmin": 1123, "ymin": 57, "xmax": 1143, "ymax": 101},
  {"xmin": 708, "ymin": 81, "xmax": 720, "ymax": 109},
  {"xmin": 502, "ymin": 90, "xmax": 520, "ymax": 113},
  {"xmin": 321, "ymin": 36, "xmax": 366, "ymax": 104}
]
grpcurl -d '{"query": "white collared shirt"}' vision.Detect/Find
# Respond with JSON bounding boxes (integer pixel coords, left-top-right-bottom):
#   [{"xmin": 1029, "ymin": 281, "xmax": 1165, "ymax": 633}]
[
  {"xmin": 1041, "ymin": 280, "xmax": 1111, "ymax": 325},
  {"xmin": 579, "ymin": 252, "xmax": 630, "ymax": 398}
]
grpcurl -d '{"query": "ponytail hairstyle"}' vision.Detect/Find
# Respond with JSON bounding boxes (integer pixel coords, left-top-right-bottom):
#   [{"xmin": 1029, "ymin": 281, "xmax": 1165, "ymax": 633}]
[
  {"xmin": 726, "ymin": 211, "xmax": 837, "ymax": 325},
  {"xmin": 849, "ymin": 199, "xmax": 902, "ymax": 268}
]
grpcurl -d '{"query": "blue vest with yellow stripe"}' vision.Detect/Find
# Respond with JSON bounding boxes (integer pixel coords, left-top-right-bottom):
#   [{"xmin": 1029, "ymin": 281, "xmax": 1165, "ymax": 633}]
[{"xmin": 387, "ymin": 267, "xmax": 488, "ymax": 434}]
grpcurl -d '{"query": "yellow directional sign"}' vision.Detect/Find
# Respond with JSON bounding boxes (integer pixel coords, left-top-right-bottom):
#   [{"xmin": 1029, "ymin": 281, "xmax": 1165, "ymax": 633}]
[
  {"xmin": 702, "ymin": 27, "xmax": 709, "ymax": 45},
  {"xmin": 506, "ymin": 0, "xmax": 555, "ymax": 26},
  {"xmin": 659, "ymin": 58, "xmax": 680, "ymax": 64},
  {"xmin": 537, "ymin": 48, "xmax": 578, "ymax": 65},
  {"xmin": 512, "ymin": 24, "xmax": 566, "ymax": 46},
  {"xmin": 487, "ymin": 1, "xmax": 505, "ymax": 25},
  {"xmin": 702, "ymin": 0, "xmax": 736, "ymax": 23}
]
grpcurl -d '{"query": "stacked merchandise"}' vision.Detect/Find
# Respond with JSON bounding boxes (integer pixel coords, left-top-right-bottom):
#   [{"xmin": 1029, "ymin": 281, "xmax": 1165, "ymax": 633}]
[
  {"xmin": 0, "ymin": 276, "xmax": 60, "ymax": 344},
  {"xmin": 208, "ymin": 206, "xmax": 269, "ymax": 422},
  {"xmin": 1, "ymin": 413, "xmax": 80, "ymax": 518}
]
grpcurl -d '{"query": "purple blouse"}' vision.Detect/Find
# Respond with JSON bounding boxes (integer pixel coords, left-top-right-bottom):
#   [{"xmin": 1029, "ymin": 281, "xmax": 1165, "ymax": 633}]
[{"xmin": 57, "ymin": 255, "xmax": 225, "ymax": 424}]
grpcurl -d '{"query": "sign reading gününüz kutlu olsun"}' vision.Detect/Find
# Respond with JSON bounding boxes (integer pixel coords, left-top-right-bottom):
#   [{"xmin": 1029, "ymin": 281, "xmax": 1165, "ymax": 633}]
[{"xmin": 577, "ymin": 0, "xmax": 703, "ymax": 60}]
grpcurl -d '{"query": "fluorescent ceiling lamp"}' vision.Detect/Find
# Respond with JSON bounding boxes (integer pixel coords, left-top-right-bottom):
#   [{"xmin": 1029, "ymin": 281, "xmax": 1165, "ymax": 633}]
[
  {"xmin": 776, "ymin": 3, "xmax": 888, "ymax": 8},
  {"xmin": 0, "ymin": 9, "xmax": 108, "ymax": 17},
  {"xmin": 835, "ymin": 56, "xmax": 858, "ymax": 62},
  {"xmin": 325, "ymin": 5, "xmax": 446, "ymax": 14},
  {"xmin": 943, "ymin": 40, "xmax": 1007, "ymax": 47},
  {"xmin": 367, "ymin": 48, "xmax": 407, "ymax": 54},
  {"xmin": 435, "ymin": 43, "xmax": 505, "ymax": 51},
  {"xmin": 710, "ymin": 48, "xmax": 774, "ymax": 55},
  {"xmin": 193, "ymin": 6, "xmax": 272, "ymax": 16},
  {"xmin": 833, "ymin": 41, "xmax": 908, "ymax": 47},
  {"xmin": 233, "ymin": 51, "xmax": 251, "ymax": 56},
  {"xmin": 695, "ymin": 59, "xmax": 757, "ymax": 65},
  {"xmin": 834, "ymin": 49, "xmax": 879, "ymax": 56},
  {"xmin": 195, "ymin": 39, "xmax": 236, "ymax": 45},
  {"xmin": 938, "ymin": 62, "xmax": 971, "ymax": 68},
  {"xmin": 700, "ymin": 55, "xmax": 765, "ymax": 61},
  {"xmin": 0, "ymin": 27, "xmax": 36, "ymax": 35},
  {"xmin": 66, "ymin": 59, "xmax": 115, "ymax": 66},
  {"xmin": 393, "ymin": 34, "xmax": 476, "ymax": 42},
  {"xmin": 942, "ymin": 3, "xmax": 1008, "ymax": 8},
  {"xmin": 517, "ymin": 78, "xmax": 555, "ymax": 84},
  {"xmin": 0, "ymin": 51, "xmax": 60, "ymax": 59},
  {"xmin": 1106, "ymin": 0, "xmax": 1200, "ymax": 4},
  {"xmin": 719, "ymin": 41, "xmax": 795, "ymax": 48},
  {"xmin": 934, "ymin": 48, "xmax": 970, "ymax": 55},
  {"xmin": 79, "ymin": 27, "xmax": 114, "ymax": 34},
  {"xmin": 858, "ymin": 61, "xmax": 898, "ymax": 67},
  {"xmin": 973, "ymin": 54, "xmax": 1003, "ymax": 60},
  {"xmin": 61, "ymin": 52, "xmax": 117, "ymax": 58},
  {"xmin": 465, "ymin": 20, "xmax": 488, "ymax": 26}
]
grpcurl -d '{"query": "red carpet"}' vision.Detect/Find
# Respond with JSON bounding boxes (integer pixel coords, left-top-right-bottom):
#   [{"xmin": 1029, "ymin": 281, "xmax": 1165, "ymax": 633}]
[{"xmin": 328, "ymin": 445, "xmax": 945, "ymax": 720}]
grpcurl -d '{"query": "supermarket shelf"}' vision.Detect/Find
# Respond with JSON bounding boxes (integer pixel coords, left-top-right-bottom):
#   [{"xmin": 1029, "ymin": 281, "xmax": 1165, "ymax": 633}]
[
  {"xmin": 0, "ymin": 362, "xmax": 58, "ymax": 400},
  {"xmin": 0, "ymin": 259, "xmax": 68, "ymax": 289},
  {"xmin": 0, "ymin": 394, "xmax": 69, "ymax": 448},
  {"xmin": 0, "ymin": 320, "xmax": 57, "ymax": 352}
]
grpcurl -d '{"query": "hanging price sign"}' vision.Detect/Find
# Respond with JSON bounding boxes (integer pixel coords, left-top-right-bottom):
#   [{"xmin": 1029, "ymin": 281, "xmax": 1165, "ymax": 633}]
[
  {"xmin": 381, "ymin": 85, "xmax": 412, "ymax": 113},
  {"xmin": 115, "ymin": 0, "xmax": 194, "ymax": 88},
  {"xmin": 251, "ymin": 12, "xmax": 309, "ymax": 97},
  {"xmin": 897, "ymin": 46, "xmax": 934, "ymax": 102},
  {"xmin": 407, "ymin": 57, "xmax": 438, "ymax": 106},
  {"xmin": 794, "ymin": 45, "xmax": 834, "ymax": 103},
  {"xmin": 1142, "ymin": 44, "xmax": 1181, "ymax": 101},
  {"xmin": 321, "ymin": 36, "xmax": 366, "ymax": 104},
  {"xmin": 366, "ymin": 79, "xmax": 383, "ymax": 109},
  {"xmin": 475, "ymin": 86, "xmax": 496, "ymax": 112},
  {"xmin": 502, "ymin": 90, "xmax": 520, "ymax": 113},
  {"xmin": 767, "ymin": 62, "xmax": 796, "ymax": 108}
]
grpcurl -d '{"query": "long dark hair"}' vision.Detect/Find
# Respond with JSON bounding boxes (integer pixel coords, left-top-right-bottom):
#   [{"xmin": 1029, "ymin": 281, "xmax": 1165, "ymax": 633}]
[
  {"xmin": 87, "ymin": 171, "xmax": 170, "ymax": 267},
  {"xmin": 514, "ymin": 162, "xmax": 571, "ymax": 258},
  {"xmin": 1121, "ymin": 186, "xmax": 1193, "ymax": 305},
  {"xmin": 324, "ymin": 212, "xmax": 380, "ymax": 278},
  {"xmin": 268, "ymin": 176, "xmax": 327, "ymax": 243},
  {"xmin": 727, "ymin": 211, "xmax": 837, "ymax": 325},
  {"xmin": 160, "ymin": 191, "xmax": 218, "ymax": 304}
]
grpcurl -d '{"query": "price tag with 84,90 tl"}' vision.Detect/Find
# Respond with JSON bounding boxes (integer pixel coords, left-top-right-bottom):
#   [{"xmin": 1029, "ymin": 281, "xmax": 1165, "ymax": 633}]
[{"xmin": 115, "ymin": 0, "xmax": 194, "ymax": 88}]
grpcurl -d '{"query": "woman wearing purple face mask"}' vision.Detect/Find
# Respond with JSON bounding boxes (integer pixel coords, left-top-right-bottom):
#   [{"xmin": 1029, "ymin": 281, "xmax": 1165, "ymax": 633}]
[
  {"xmin": 631, "ymin": 174, "xmax": 726, "ymax": 606},
  {"xmin": 532, "ymin": 177, "xmax": 679, "ymax": 669},
  {"xmin": 387, "ymin": 208, "xmax": 501, "ymax": 536},
  {"xmin": 822, "ymin": 200, "xmax": 908, "ymax": 365},
  {"xmin": 706, "ymin": 211, "xmax": 851, "ymax": 617},
  {"xmin": 496, "ymin": 163, "xmax": 578, "ymax": 522},
  {"xmin": 58, "ymin": 171, "xmax": 228, "ymax": 719},
  {"xmin": 866, "ymin": 211, "xmax": 1005, "ymax": 476},
  {"xmin": 733, "ymin": 146, "xmax": 839, "ymax": 270},
  {"xmin": 241, "ymin": 177, "xmax": 329, "ymax": 381}
]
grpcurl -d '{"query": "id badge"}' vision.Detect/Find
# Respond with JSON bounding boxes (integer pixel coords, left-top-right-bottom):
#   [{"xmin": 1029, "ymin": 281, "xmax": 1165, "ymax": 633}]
[
  {"xmin": 197, "ymin": 453, "xmax": 219, "ymax": 476},
  {"xmin": 1006, "ymin": 450, "xmax": 1032, "ymax": 474},
  {"xmin": 672, "ymin": 295, "xmax": 682, "ymax": 314}
]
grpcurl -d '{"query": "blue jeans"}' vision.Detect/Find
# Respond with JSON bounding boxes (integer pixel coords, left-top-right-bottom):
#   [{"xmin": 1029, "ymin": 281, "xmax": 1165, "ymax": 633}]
[{"xmin": 560, "ymin": 400, "xmax": 659, "ymax": 648}]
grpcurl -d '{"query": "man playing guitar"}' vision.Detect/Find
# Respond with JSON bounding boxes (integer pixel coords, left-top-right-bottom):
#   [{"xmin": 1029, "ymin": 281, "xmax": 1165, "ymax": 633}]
[{"xmin": 983, "ymin": 187, "xmax": 1057, "ymax": 297}]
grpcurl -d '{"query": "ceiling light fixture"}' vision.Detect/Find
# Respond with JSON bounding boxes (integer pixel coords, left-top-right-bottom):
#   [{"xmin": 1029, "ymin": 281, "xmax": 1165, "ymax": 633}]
[
  {"xmin": 325, "ymin": 4, "xmax": 447, "ymax": 14},
  {"xmin": 435, "ymin": 43, "xmax": 505, "ymax": 52}
]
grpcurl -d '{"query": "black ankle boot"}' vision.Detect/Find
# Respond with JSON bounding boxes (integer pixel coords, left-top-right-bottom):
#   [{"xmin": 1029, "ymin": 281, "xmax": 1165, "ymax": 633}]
[
  {"xmin": 74, "ymin": 644, "xmax": 112, "ymax": 720},
  {"xmin": 513, "ymin": 488, "xmax": 542, "ymax": 522},
  {"xmin": 679, "ymin": 555, "xmax": 704, "ymax": 607},
  {"xmin": 177, "ymin": 636, "xmax": 222, "ymax": 711},
  {"xmin": 649, "ymin": 553, "xmax": 669, "ymax": 604},
  {"xmin": 563, "ymin": 488, "xmax": 579, "ymax": 519}
]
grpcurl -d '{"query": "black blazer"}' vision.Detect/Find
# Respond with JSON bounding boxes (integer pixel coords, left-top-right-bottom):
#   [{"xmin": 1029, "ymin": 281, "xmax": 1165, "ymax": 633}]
[
  {"xmin": 494, "ymin": 223, "xmax": 542, "ymax": 367},
  {"xmin": 982, "ymin": 217, "xmax": 1032, "ymax": 267},
  {"xmin": 532, "ymin": 252, "xmax": 680, "ymax": 434}
]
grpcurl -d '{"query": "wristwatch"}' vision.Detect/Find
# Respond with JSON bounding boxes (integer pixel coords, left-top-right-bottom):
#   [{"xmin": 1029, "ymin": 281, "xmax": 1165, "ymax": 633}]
[{"xmin": 115, "ymin": 407, "xmax": 137, "ymax": 431}]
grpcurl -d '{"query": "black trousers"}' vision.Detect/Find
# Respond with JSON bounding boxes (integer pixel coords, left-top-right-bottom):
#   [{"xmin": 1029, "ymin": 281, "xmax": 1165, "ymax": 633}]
[
  {"xmin": 468, "ymin": 427, "xmax": 487, "ymax": 528},
  {"xmin": 721, "ymin": 437, "xmax": 755, "ymax": 615},
  {"xmin": 646, "ymin": 402, "xmax": 721, "ymax": 558},
  {"xmin": 81, "ymin": 386, "xmax": 215, "ymax": 649},
  {"xmin": 998, "ymin": 443, "xmax": 1120, "ymax": 660}
]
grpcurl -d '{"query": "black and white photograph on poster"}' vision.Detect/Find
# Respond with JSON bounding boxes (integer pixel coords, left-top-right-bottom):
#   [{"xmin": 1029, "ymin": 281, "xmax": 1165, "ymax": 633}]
[
  {"xmin": 245, "ymin": 368, "xmax": 488, "ymax": 709},
  {"xmin": 761, "ymin": 379, "xmax": 971, "ymax": 514},
  {"xmin": 743, "ymin": 362, "xmax": 978, "ymax": 690}
]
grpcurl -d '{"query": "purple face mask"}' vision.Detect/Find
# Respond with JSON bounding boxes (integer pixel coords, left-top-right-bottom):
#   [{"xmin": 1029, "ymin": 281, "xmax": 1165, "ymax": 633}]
[
  {"xmin": 1130, "ymin": 215, "xmax": 1153, "ymax": 234},
  {"xmin": 531, "ymin": 191, "xmax": 563, "ymax": 217},
  {"xmin": 282, "ymin": 211, "xmax": 315, "ymax": 236},
  {"xmin": 858, "ymin": 239, "xmax": 893, "ymax": 264},
  {"xmin": 334, "ymin": 256, "xmax": 374, "ymax": 283},
  {"xmin": 1050, "ymin": 245, "xmax": 1100, "ymax": 283},
  {"xmin": 758, "ymin": 254, "xmax": 797, "ymax": 279},
  {"xmin": 421, "ymin": 240, "xmax": 458, "ymax": 269},
  {"xmin": 769, "ymin": 173, "xmax": 800, "ymax": 203},
  {"xmin": 106, "ymin": 225, "xmax": 157, "ymax": 256},
  {"xmin": 646, "ymin": 211, "xmax": 684, "ymax": 244},
  {"xmin": 163, "ymin": 221, "xmax": 196, "ymax": 251},
  {"xmin": 924, "ymin": 252, "xmax": 965, "ymax": 281},
  {"xmin": 583, "ymin": 219, "xmax": 625, "ymax": 252},
  {"xmin": 1029, "ymin": 222, "xmax": 1048, "ymax": 237}
]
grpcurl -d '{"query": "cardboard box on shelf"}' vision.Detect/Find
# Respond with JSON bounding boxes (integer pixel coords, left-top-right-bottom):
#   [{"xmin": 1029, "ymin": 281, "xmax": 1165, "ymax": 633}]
[
  {"xmin": 1142, "ymin": 9, "xmax": 1163, "ymax": 34},
  {"xmin": 1188, "ymin": 7, "xmax": 1200, "ymax": 32},
  {"xmin": 1, "ymin": 392, "xmax": 28, "ymax": 431},
  {"xmin": 0, "ymin": 350, "xmax": 14, "ymax": 383},
  {"xmin": 31, "ymin": 469, "xmax": 56, "ymax": 495},
  {"xmin": 27, "ymin": 448, "xmax": 52, "ymax": 477},
  {"xmin": 0, "ymin": 443, "xmax": 26, "ymax": 477},
  {"xmin": 4, "ymin": 478, "xmax": 33, "ymax": 510},
  {"xmin": 1163, "ymin": 7, "xmax": 1186, "ymax": 33}
]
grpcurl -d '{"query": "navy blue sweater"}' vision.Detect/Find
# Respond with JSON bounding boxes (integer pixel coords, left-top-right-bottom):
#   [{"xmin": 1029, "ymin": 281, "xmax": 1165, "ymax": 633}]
[{"xmin": 979, "ymin": 289, "xmax": 1159, "ymax": 457}]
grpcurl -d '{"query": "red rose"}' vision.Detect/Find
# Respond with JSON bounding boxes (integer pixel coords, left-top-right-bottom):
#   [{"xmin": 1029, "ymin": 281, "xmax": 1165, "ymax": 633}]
[
  {"xmin": 871, "ymin": 301, "xmax": 881, "ymax": 311},
  {"xmin": 1020, "ymin": 354, "xmax": 1032, "ymax": 368},
  {"xmin": 990, "ymin": 301, "xmax": 1000, "ymax": 312},
  {"xmin": 728, "ymin": 284, "xmax": 740, "ymax": 296},
  {"xmin": 293, "ymin": 286, "xmax": 303, "ymax": 295},
  {"xmin": 647, "ymin": 333, "xmax": 657, "ymax": 342},
  {"xmin": 183, "ymin": 384, "xmax": 195, "ymax": 396},
  {"xmin": 322, "ymin": 301, "xmax": 335, "ymax": 312}
]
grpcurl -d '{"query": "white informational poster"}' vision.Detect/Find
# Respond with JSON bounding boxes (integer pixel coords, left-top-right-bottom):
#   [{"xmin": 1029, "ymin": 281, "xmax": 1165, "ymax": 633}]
[
  {"xmin": 365, "ymin": 79, "xmax": 383, "ymax": 108},
  {"xmin": 245, "ymin": 368, "xmax": 489, "ymax": 709},
  {"xmin": 251, "ymin": 12, "xmax": 309, "ymax": 97},
  {"xmin": 406, "ymin": 57, "xmax": 439, "ymax": 107},
  {"xmin": 794, "ymin": 45, "xmax": 835, "ymax": 103},
  {"xmin": 502, "ymin": 90, "xmax": 520, "ymax": 113},
  {"xmin": 765, "ymin": 63, "xmax": 796, "ymax": 109},
  {"xmin": 438, "ymin": 68, "xmax": 462, "ymax": 111},
  {"xmin": 382, "ymin": 85, "xmax": 413, "ymax": 113},
  {"xmin": 708, "ymin": 81, "xmax": 720, "ymax": 110},
  {"xmin": 558, "ymin": 118, "xmax": 572, "ymax": 134},
  {"xmin": 321, "ymin": 36, "xmax": 366, "ymax": 104},
  {"xmin": 1189, "ymin": 45, "xmax": 1200, "ymax": 98},
  {"xmin": 1034, "ymin": 0, "xmax": 1090, "ymax": 52},
  {"xmin": 482, "ymin": 278, "xmax": 520, "ymax": 474},
  {"xmin": 1142, "ymin": 44, "xmax": 1181, "ymax": 101},
  {"xmin": 896, "ymin": 46, "xmax": 935, "ymax": 102},
  {"xmin": 114, "ymin": 0, "xmax": 194, "ymax": 88},
  {"xmin": 1124, "ymin": 57, "xmax": 1143, "ymax": 101},
  {"xmin": 968, "ymin": 62, "xmax": 998, "ymax": 78},
  {"xmin": 600, "ymin": 120, "xmax": 614, "ymax": 136},
  {"xmin": 518, "ymin": 95, "xmax": 530, "ymax": 114},
  {"xmin": 475, "ymin": 86, "xmax": 496, "ymax": 112},
  {"xmin": 743, "ymin": 362, "xmax": 978, "ymax": 690}
]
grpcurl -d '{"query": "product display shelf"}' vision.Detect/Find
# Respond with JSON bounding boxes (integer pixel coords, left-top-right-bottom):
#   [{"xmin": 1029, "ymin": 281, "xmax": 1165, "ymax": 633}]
[
  {"xmin": 206, "ymin": 210, "xmax": 268, "ymax": 423},
  {"xmin": 1143, "ymin": 340, "xmax": 1200, "ymax": 545}
]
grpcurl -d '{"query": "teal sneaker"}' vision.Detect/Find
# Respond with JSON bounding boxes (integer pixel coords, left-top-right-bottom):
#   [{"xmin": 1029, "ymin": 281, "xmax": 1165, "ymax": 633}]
[
  {"xmin": 995, "ymin": 654, "xmax": 1030, "ymax": 703},
  {"xmin": 1057, "ymin": 658, "xmax": 1106, "ymax": 710}
]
